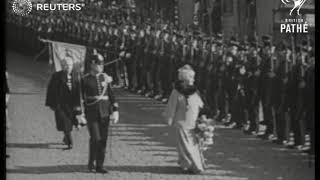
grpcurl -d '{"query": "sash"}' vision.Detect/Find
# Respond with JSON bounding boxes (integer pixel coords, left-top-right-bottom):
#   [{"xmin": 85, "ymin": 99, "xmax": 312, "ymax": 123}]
[{"xmin": 85, "ymin": 74, "xmax": 109, "ymax": 106}]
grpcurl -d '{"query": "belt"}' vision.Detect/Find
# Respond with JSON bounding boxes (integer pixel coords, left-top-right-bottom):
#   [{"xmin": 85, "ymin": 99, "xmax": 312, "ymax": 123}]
[{"xmin": 86, "ymin": 96, "xmax": 109, "ymax": 100}]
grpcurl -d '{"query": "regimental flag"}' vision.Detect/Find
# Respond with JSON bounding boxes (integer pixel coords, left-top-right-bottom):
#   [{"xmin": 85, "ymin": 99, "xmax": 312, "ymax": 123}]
[{"xmin": 51, "ymin": 41, "xmax": 87, "ymax": 74}]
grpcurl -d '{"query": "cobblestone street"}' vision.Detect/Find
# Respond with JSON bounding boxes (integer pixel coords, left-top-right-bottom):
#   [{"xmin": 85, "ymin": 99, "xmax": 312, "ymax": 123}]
[{"xmin": 6, "ymin": 51, "xmax": 315, "ymax": 180}]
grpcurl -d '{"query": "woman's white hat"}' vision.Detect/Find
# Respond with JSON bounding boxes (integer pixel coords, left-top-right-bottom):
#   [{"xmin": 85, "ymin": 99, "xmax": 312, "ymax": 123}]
[{"xmin": 178, "ymin": 64, "xmax": 195, "ymax": 82}]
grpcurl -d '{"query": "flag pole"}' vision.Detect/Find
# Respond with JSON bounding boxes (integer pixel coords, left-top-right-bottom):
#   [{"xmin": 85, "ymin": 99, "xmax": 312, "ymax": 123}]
[
  {"xmin": 39, "ymin": 38, "xmax": 120, "ymax": 55},
  {"xmin": 33, "ymin": 42, "xmax": 47, "ymax": 62}
]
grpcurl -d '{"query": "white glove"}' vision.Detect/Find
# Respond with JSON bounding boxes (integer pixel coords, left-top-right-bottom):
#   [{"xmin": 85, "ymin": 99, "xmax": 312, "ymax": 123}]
[
  {"xmin": 6, "ymin": 94, "xmax": 10, "ymax": 105},
  {"xmin": 110, "ymin": 111, "xmax": 119, "ymax": 124},
  {"xmin": 119, "ymin": 51, "xmax": 125, "ymax": 57},
  {"xmin": 105, "ymin": 75, "xmax": 113, "ymax": 83},
  {"xmin": 125, "ymin": 53, "xmax": 131, "ymax": 58},
  {"xmin": 167, "ymin": 118, "xmax": 173, "ymax": 126},
  {"xmin": 76, "ymin": 114, "xmax": 87, "ymax": 126}
]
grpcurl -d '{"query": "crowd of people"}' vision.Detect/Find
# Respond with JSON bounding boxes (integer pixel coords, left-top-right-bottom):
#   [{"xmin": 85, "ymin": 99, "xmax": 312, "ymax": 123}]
[{"xmin": 6, "ymin": 1, "xmax": 314, "ymax": 157}]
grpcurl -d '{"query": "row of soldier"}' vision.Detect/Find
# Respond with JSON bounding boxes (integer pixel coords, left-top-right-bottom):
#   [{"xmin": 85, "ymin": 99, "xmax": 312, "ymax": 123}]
[{"xmin": 6, "ymin": 11, "xmax": 314, "ymax": 155}]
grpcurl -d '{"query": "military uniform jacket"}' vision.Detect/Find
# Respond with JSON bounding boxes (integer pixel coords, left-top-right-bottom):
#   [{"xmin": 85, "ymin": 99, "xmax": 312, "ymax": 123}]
[{"xmin": 82, "ymin": 73, "xmax": 116, "ymax": 123}]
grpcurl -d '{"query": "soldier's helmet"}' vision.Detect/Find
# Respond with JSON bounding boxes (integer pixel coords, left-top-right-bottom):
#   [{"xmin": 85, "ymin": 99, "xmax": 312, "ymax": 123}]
[
  {"xmin": 300, "ymin": 40, "xmax": 312, "ymax": 53},
  {"xmin": 215, "ymin": 34, "xmax": 224, "ymax": 47},
  {"xmin": 89, "ymin": 51, "xmax": 104, "ymax": 65},
  {"xmin": 229, "ymin": 37, "xmax": 240, "ymax": 48},
  {"xmin": 261, "ymin": 35, "xmax": 272, "ymax": 47},
  {"xmin": 239, "ymin": 41, "xmax": 249, "ymax": 51},
  {"xmin": 277, "ymin": 40, "xmax": 291, "ymax": 51}
]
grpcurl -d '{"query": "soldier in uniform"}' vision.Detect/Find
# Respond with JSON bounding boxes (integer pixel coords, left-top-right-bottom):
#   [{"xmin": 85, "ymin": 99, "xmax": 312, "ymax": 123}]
[
  {"xmin": 153, "ymin": 29, "xmax": 163, "ymax": 100},
  {"xmin": 244, "ymin": 40, "xmax": 262, "ymax": 135},
  {"xmin": 258, "ymin": 35, "xmax": 278, "ymax": 140},
  {"xmin": 135, "ymin": 27, "xmax": 147, "ymax": 94},
  {"xmin": 272, "ymin": 41, "xmax": 292, "ymax": 144},
  {"xmin": 215, "ymin": 35, "xmax": 229, "ymax": 122},
  {"xmin": 160, "ymin": 29, "xmax": 174, "ymax": 103},
  {"xmin": 144, "ymin": 24, "xmax": 155, "ymax": 97},
  {"xmin": 125, "ymin": 27, "xmax": 137, "ymax": 92},
  {"xmin": 171, "ymin": 32, "xmax": 184, "ymax": 83},
  {"xmin": 223, "ymin": 38, "xmax": 240, "ymax": 128},
  {"xmin": 198, "ymin": 36, "xmax": 210, "ymax": 96},
  {"xmin": 81, "ymin": 53, "xmax": 119, "ymax": 173},
  {"xmin": 179, "ymin": 33, "xmax": 190, "ymax": 68},
  {"xmin": 109, "ymin": 23, "xmax": 122, "ymax": 87},
  {"xmin": 288, "ymin": 41, "xmax": 309, "ymax": 150},
  {"xmin": 303, "ymin": 48, "xmax": 314, "ymax": 154},
  {"xmin": 232, "ymin": 42, "xmax": 250, "ymax": 130},
  {"xmin": 205, "ymin": 38, "xmax": 220, "ymax": 118}
]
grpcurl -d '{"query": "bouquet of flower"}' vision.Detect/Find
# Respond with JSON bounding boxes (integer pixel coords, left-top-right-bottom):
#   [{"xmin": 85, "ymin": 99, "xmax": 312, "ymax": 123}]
[{"xmin": 194, "ymin": 115, "xmax": 215, "ymax": 151}]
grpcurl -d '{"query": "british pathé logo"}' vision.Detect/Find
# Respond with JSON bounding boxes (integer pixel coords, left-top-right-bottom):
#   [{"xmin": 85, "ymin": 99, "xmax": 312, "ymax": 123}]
[
  {"xmin": 280, "ymin": 0, "xmax": 309, "ymax": 33},
  {"xmin": 281, "ymin": 0, "xmax": 307, "ymax": 16},
  {"xmin": 12, "ymin": 0, "xmax": 32, "ymax": 16}
]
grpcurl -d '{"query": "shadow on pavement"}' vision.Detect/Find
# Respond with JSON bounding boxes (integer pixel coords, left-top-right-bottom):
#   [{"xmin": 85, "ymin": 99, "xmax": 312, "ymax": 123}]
[
  {"xmin": 7, "ymin": 165, "xmax": 86, "ymax": 174},
  {"xmin": 113, "ymin": 89, "xmax": 315, "ymax": 180},
  {"xmin": 10, "ymin": 92, "xmax": 43, "ymax": 95},
  {"xmin": 7, "ymin": 164, "xmax": 238, "ymax": 176},
  {"xmin": 7, "ymin": 142, "xmax": 66, "ymax": 150}
]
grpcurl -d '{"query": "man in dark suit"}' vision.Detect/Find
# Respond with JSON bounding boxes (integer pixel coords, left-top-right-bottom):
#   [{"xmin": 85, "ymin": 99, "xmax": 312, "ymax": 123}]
[
  {"xmin": 45, "ymin": 57, "xmax": 82, "ymax": 150},
  {"xmin": 81, "ymin": 52, "xmax": 119, "ymax": 173}
]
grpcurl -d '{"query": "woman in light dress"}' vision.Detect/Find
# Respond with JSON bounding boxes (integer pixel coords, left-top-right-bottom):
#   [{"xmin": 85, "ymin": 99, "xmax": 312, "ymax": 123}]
[{"xmin": 163, "ymin": 64, "xmax": 208, "ymax": 174}]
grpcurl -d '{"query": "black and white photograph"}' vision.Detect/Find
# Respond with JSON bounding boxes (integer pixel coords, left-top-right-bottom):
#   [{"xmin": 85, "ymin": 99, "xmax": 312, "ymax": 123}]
[{"xmin": 5, "ymin": 0, "xmax": 315, "ymax": 179}]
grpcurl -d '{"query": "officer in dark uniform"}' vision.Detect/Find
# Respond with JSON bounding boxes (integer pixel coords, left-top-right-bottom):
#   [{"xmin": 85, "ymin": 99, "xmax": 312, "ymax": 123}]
[
  {"xmin": 153, "ymin": 29, "xmax": 163, "ymax": 100},
  {"xmin": 125, "ymin": 27, "xmax": 137, "ymax": 91},
  {"xmin": 144, "ymin": 24, "xmax": 155, "ymax": 97},
  {"xmin": 233, "ymin": 42, "xmax": 250, "ymax": 130},
  {"xmin": 223, "ymin": 38, "xmax": 240, "ymax": 128},
  {"xmin": 215, "ymin": 35, "xmax": 228, "ymax": 122},
  {"xmin": 81, "ymin": 53, "xmax": 119, "ymax": 173},
  {"xmin": 109, "ymin": 23, "xmax": 122, "ymax": 87},
  {"xmin": 197, "ymin": 36, "xmax": 210, "ymax": 96},
  {"xmin": 205, "ymin": 38, "xmax": 219, "ymax": 118},
  {"xmin": 136, "ymin": 28, "xmax": 147, "ymax": 94},
  {"xmin": 160, "ymin": 29, "xmax": 174, "ymax": 102},
  {"xmin": 258, "ymin": 35, "xmax": 278, "ymax": 140},
  {"xmin": 273, "ymin": 41, "xmax": 291, "ymax": 144},
  {"xmin": 289, "ymin": 41, "xmax": 309, "ymax": 150},
  {"xmin": 244, "ymin": 40, "xmax": 262, "ymax": 135},
  {"xmin": 172, "ymin": 32, "xmax": 184, "ymax": 82},
  {"xmin": 303, "ymin": 48, "xmax": 314, "ymax": 154}
]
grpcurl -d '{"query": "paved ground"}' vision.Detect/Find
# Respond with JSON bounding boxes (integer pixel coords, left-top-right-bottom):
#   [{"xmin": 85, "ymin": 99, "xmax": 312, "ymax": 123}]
[{"xmin": 6, "ymin": 51, "xmax": 315, "ymax": 180}]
